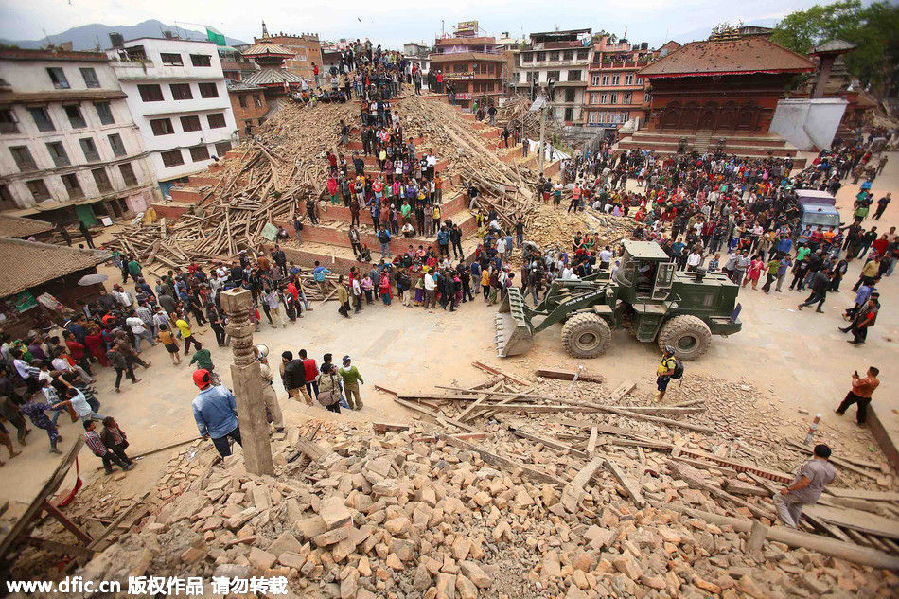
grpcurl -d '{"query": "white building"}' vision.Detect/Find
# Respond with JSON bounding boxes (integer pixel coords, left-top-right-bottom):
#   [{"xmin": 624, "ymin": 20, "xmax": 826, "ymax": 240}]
[
  {"xmin": 107, "ymin": 38, "xmax": 238, "ymax": 196},
  {"xmin": 510, "ymin": 29, "xmax": 593, "ymax": 127},
  {"xmin": 0, "ymin": 48, "xmax": 156, "ymax": 223}
]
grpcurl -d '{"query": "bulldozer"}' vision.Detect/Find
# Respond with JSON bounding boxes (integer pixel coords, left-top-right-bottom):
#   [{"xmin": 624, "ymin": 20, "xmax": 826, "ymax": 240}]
[{"xmin": 496, "ymin": 240, "xmax": 742, "ymax": 360}]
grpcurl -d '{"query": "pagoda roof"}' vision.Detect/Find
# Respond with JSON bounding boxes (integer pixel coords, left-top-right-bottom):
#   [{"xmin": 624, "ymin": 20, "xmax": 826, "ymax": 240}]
[
  {"xmin": 243, "ymin": 68, "xmax": 304, "ymax": 87},
  {"xmin": 810, "ymin": 39, "xmax": 856, "ymax": 55},
  {"xmin": 639, "ymin": 37, "xmax": 814, "ymax": 79},
  {"xmin": 242, "ymin": 40, "xmax": 295, "ymax": 58}
]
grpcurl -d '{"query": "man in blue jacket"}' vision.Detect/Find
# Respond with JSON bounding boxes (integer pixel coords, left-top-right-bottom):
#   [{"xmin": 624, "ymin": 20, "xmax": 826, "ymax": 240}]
[{"xmin": 192, "ymin": 369, "xmax": 241, "ymax": 457}]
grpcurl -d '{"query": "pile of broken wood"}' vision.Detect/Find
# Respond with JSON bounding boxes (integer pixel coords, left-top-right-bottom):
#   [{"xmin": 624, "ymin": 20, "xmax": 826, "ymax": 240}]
[
  {"xmin": 107, "ymin": 101, "xmax": 356, "ymax": 271},
  {"xmin": 385, "ymin": 361, "xmax": 899, "ymax": 561},
  {"xmin": 494, "ymin": 94, "xmax": 562, "ymax": 142}
]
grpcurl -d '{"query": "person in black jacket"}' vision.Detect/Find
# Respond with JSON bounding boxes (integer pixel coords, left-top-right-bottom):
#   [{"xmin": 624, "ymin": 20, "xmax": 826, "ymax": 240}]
[
  {"xmin": 798, "ymin": 269, "xmax": 832, "ymax": 313},
  {"xmin": 281, "ymin": 351, "xmax": 313, "ymax": 405}
]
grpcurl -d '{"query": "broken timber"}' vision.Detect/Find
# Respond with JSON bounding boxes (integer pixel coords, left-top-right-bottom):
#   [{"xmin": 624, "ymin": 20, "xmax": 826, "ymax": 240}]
[
  {"xmin": 442, "ymin": 434, "xmax": 565, "ymax": 486},
  {"xmin": 536, "ymin": 369, "xmax": 604, "ymax": 383}
]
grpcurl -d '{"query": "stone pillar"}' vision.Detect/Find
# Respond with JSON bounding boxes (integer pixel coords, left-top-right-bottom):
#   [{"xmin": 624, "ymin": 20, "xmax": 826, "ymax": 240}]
[{"xmin": 220, "ymin": 288, "xmax": 274, "ymax": 475}]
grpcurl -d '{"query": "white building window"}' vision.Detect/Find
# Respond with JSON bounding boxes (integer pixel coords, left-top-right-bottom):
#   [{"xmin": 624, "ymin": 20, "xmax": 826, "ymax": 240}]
[
  {"xmin": 46, "ymin": 67, "xmax": 69, "ymax": 89},
  {"xmin": 600, "ymin": 93, "xmax": 608, "ymax": 104},
  {"xmin": 601, "ymin": 75, "xmax": 609, "ymax": 85},
  {"xmin": 625, "ymin": 74, "xmax": 634, "ymax": 85},
  {"xmin": 611, "ymin": 75, "xmax": 620, "ymax": 85},
  {"xmin": 591, "ymin": 74, "xmax": 601, "ymax": 86},
  {"xmin": 160, "ymin": 53, "xmax": 183, "ymax": 66}
]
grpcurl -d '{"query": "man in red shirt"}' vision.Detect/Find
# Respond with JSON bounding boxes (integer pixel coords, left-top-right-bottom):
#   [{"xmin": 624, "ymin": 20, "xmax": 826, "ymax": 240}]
[
  {"xmin": 312, "ymin": 62, "xmax": 320, "ymax": 88},
  {"xmin": 299, "ymin": 349, "xmax": 319, "ymax": 399}
]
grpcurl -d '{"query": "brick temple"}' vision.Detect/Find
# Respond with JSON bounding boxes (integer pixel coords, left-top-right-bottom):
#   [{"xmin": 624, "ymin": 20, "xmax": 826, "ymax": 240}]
[{"xmin": 617, "ymin": 37, "xmax": 815, "ymax": 159}]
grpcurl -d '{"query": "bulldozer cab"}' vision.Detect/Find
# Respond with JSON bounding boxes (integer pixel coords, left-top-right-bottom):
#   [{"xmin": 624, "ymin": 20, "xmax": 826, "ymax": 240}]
[{"xmin": 615, "ymin": 240, "xmax": 676, "ymax": 302}]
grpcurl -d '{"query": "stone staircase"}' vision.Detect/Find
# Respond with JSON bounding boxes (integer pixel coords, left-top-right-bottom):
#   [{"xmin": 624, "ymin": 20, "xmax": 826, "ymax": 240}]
[
  {"xmin": 615, "ymin": 129, "xmax": 806, "ymax": 167},
  {"xmin": 152, "ymin": 95, "xmax": 516, "ymax": 271},
  {"xmin": 693, "ymin": 130, "xmax": 712, "ymax": 153}
]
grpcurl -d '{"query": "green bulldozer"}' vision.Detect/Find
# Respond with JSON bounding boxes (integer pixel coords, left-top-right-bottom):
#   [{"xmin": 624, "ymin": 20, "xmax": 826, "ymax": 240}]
[{"xmin": 496, "ymin": 240, "xmax": 742, "ymax": 360}]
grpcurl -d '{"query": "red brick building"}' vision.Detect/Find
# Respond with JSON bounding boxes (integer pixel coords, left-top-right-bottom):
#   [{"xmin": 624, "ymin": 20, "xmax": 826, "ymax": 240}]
[
  {"xmin": 430, "ymin": 29, "xmax": 505, "ymax": 109},
  {"xmin": 583, "ymin": 37, "xmax": 679, "ymax": 133},
  {"xmin": 638, "ymin": 37, "xmax": 814, "ymax": 134},
  {"xmin": 228, "ymin": 82, "xmax": 269, "ymax": 138}
]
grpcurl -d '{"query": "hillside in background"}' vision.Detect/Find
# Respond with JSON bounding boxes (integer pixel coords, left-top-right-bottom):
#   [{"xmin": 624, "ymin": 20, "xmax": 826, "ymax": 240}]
[{"xmin": 0, "ymin": 19, "xmax": 245, "ymax": 51}]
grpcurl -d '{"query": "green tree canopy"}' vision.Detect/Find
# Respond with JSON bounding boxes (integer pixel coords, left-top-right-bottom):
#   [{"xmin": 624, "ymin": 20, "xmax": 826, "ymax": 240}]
[{"xmin": 771, "ymin": 0, "xmax": 899, "ymax": 97}]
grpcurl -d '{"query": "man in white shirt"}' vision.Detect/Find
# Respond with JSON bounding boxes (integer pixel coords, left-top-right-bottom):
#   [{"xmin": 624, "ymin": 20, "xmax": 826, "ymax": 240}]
[
  {"xmin": 687, "ymin": 250, "xmax": 703, "ymax": 272},
  {"xmin": 599, "ymin": 247, "xmax": 613, "ymax": 270},
  {"xmin": 126, "ymin": 310, "xmax": 155, "ymax": 353},
  {"xmin": 496, "ymin": 237, "xmax": 506, "ymax": 258},
  {"xmin": 423, "ymin": 272, "xmax": 436, "ymax": 309}
]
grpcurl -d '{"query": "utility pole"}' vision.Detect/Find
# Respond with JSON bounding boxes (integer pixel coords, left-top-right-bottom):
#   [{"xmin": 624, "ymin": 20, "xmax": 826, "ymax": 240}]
[
  {"xmin": 537, "ymin": 97, "xmax": 547, "ymax": 174},
  {"xmin": 220, "ymin": 288, "xmax": 274, "ymax": 475}
]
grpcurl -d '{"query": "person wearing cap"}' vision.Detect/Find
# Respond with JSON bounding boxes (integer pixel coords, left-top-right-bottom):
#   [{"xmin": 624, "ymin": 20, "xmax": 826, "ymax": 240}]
[
  {"xmin": 655, "ymin": 345, "xmax": 678, "ymax": 403},
  {"xmin": 338, "ymin": 356, "xmax": 364, "ymax": 411},
  {"xmin": 774, "ymin": 444, "xmax": 837, "ymax": 529},
  {"xmin": 191, "ymin": 369, "xmax": 241, "ymax": 457},
  {"xmin": 255, "ymin": 345, "xmax": 284, "ymax": 432}
]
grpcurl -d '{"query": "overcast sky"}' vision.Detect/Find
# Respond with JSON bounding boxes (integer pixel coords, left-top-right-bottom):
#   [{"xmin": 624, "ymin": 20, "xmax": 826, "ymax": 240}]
[{"xmin": 1, "ymin": 0, "xmax": 838, "ymax": 47}]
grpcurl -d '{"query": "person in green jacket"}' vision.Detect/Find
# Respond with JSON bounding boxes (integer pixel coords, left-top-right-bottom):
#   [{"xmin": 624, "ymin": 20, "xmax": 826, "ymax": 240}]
[
  {"xmin": 189, "ymin": 342, "xmax": 215, "ymax": 375},
  {"xmin": 338, "ymin": 355, "xmax": 364, "ymax": 411}
]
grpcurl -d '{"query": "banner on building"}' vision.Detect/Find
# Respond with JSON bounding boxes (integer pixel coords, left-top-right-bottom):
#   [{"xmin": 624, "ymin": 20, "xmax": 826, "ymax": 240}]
[{"xmin": 206, "ymin": 26, "xmax": 227, "ymax": 46}]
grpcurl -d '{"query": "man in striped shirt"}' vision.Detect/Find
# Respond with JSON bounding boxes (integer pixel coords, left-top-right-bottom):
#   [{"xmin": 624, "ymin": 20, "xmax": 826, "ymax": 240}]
[{"xmin": 84, "ymin": 420, "xmax": 132, "ymax": 474}]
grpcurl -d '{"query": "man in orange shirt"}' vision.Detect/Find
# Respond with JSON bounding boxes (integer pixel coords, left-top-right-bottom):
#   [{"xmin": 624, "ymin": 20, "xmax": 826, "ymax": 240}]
[{"xmin": 836, "ymin": 366, "xmax": 880, "ymax": 425}]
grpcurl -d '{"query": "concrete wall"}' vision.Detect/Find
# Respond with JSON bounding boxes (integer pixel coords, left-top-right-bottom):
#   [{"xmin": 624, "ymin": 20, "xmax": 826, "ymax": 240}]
[
  {"xmin": 0, "ymin": 56, "xmax": 155, "ymax": 211},
  {"xmin": 769, "ymin": 98, "xmax": 848, "ymax": 151},
  {"xmin": 108, "ymin": 39, "xmax": 238, "ymax": 185}
]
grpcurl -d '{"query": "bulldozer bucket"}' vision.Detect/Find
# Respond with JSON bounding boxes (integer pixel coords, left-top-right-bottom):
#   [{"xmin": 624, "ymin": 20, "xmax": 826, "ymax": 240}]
[{"xmin": 495, "ymin": 287, "xmax": 534, "ymax": 357}]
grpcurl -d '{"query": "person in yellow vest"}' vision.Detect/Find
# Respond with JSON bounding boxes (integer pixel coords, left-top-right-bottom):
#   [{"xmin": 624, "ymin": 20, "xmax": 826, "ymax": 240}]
[{"xmin": 655, "ymin": 345, "xmax": 678, "ymax": 402}]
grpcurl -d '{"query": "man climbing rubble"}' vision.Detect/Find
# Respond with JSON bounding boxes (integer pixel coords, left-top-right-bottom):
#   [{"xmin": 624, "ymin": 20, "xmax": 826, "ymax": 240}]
[{"xmin": 774, "ymin": 444, "xmax": 837, "ymax": 529}]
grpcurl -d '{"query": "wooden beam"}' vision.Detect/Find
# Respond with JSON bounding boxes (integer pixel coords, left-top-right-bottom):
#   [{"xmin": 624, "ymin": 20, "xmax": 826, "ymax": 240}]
[
  {"xmin": 505, "ymin": 424, "xmax": 589, "ymax": 459},
  {"xmin": 86, "ymin": 492, "xmax": 150, "ymax": 551},
  {"xmin": 372, "ymin": 422, "xmax": 410, "ymax": 434},
  {"xmin": 412, "ymin": 432, "xmax": 490, "ymax": 443},
  {"xmin": 0, "ymin": 438, "xmax": 84, "ymax": 560},
  {"xmin": 605, "ymin": 458, "xmax": 645, "ymax": 507},
  {"xmin": 442, "ymin": 434, "xmax": 565, "ymax": 486},
  {"xmin": 471, "ymin": 361, "xmax": 529, "ymax": 386},
  {"xmin": 22, "ymin": 536, "xmax": 95, "ymax": 558},
  {"xmin": 42, "ymin": 500, "xmax": 92, "ymax": 544},
  {"xmin": 536, "ymin": 369, "xmax": 604, "ymax": 383},
  {"xmin": 668, "ymin": 462, "xmax": 775, "ymax": 520},
  {"xmin": 458, "ymin": 381, "xmax": 503, "ymax": 422},
  {"xmin": 655, "ymin": 503, "xmax": 899, "ymax": 571},
  {"xmin": 804, "ymin": 504, "xmax": 899, "ymax": 539},
  {"xmin": 587, "ymin": 427, "xmax": 598, "ymax": 456},
  {"xmin": 825, "ymin": 488, "xmax": 899, "ymax": 502}
]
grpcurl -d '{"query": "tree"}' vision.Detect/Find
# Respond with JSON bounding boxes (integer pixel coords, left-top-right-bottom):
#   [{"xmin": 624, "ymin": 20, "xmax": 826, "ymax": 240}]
[{"xmin": 770, "ymin": 0, "xmax": 899, "ymax": 97}]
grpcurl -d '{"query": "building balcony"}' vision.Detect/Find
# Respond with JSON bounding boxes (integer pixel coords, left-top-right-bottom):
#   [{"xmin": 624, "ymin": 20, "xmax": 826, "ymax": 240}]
[{"xmin": 519, "ymin": 58, "xmax": 591, "ymax": 68}]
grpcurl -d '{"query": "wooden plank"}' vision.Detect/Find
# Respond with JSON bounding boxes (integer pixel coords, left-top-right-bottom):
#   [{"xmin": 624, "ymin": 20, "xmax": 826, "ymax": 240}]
[
  {"xmin": 608, "ymin": 380, "xmax": 637, "ymax": 402},
  {"xmin": 442, "ymin": 434, "xmax": 565, "ymax": 486},
  {"xmin": 470, "ymin": 361, "xmax": 529, "ymax": 386},
  {"xmin": 86, "ymin": 492, "xmax": 150, "ymax": 551},
  {"xmin": 678, "ymin": 447, "xmax": 793, "ymax": 484},
  {"xmin": 373, "ymin": 385, "xmax": 399, "ymax": 397},
  {"xmin": 22, "ymin": 536, "xmax": 95, "ymax": 558},
  {"xmin": 372, "ymin": 422, "xmax": 410, "ymax": 434},
  {"xmin": 587, "ymin": 427, "xmax": 598, "ymax": 456},
  {"xmin": 412, "ymin": 432, "xmax": 490, "ymax": 443},
  {"xmin": 594, "ymin": 404, "xmax": 716, "ymax": 434},
  {"xmin": 458, "ymin": 381, "xmax": 503, "ymax": 422},
  {"xmin": 825, "ymin": 488, "xmax": 899, "ymax": 502},
  {"xmin": 605, "ymin": 458, "xmax": 645, "ymax": 507},
  {"xmin": 668, "ymin": 462, "xmax": 776, "ymax": 520},
  {"xmin": 804, "ymin": 504, "xmax": 899, "ymax": 539},
  {"xmin": 536, "ymin": 369, "xmax": 604, "ymax": 383},
  {"xmin": 42, "ymin": 500, "xmax": 92, "ymax": 544},
  {"xmin": 505, "ymin": 424, "xmax": 588, "ymax": 459}
]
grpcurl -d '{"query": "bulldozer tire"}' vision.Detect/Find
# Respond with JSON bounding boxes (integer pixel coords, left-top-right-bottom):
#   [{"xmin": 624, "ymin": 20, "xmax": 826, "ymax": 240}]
[
  {"xmin": 561, "ymin": 313, "xmax": 611, "ymax": 359},
  {"xmin": 657, "ymin": 315, "xmax": 712, "ymax": 361}
]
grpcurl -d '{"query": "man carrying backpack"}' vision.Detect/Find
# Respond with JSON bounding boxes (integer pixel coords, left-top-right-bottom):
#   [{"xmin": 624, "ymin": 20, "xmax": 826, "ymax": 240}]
[{"xmin": 655, "ymin": 345, "xmax": 681, "ymax": 402}]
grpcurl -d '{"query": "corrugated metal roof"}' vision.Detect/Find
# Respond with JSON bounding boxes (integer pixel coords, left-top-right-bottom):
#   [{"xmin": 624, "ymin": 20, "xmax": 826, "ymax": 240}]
[{"xmin": 639, "ymin": 37, "xmax": 814, "ymax": 78}]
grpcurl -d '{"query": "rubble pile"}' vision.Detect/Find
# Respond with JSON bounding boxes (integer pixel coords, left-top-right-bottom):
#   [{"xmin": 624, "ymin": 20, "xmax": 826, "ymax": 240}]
[
  {"xmin": 493, "ymin": 95, "xmax": 562, "ymax": 143},
  {"xmin": 21, "ymin": 367, "xmax": 899, "ymax": 599},
  {"xmin": 109, "ymin": 101, "xmax": 355, "ymax": 271},
  {"xmin": 523, "ymin": 205, "xmax": 634, "ymax": 258}
]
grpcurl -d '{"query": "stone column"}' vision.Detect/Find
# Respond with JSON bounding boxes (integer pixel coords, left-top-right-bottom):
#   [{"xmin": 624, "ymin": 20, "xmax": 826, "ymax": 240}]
[{"xmin": 220, "ymin": 288, "xmax": 274, "ymax": 475}]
